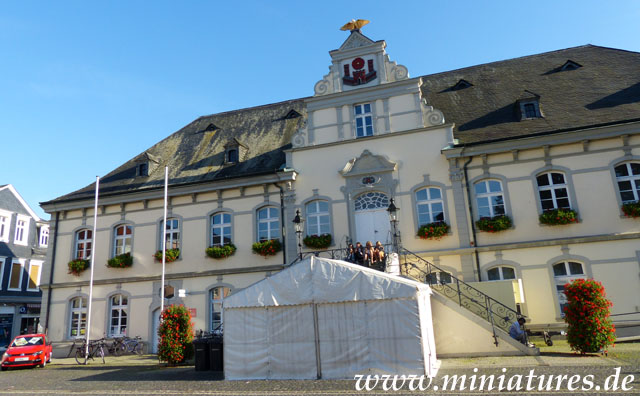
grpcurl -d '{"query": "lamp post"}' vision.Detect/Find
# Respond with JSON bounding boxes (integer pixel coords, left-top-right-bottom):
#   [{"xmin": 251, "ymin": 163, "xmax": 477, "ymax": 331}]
[
  {"xmin": 387, "ymin": 198, "xmax": 400, "ymax": 254},
  {"xmin": 293, "ymin": 209, "xmax": 304, "ymax": 259}
]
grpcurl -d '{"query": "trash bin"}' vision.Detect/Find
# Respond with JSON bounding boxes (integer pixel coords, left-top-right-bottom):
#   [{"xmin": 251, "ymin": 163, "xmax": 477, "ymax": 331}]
[
  {"xmin": 209, "ymin": 337, "xmax": 223, "ymax": 372},
  {"xmin": 193, "ymin": 339, "xmax": 210, "ymax": 371}
]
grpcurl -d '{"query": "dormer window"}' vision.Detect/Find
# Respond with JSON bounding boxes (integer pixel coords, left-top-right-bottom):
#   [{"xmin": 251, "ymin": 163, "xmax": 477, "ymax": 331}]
[
  {"xmin": 283, "ymin": 110, "xmax": 301, "ymax": 120},
  {"xmin": 517, "ymin": 90, "xmax": 542, "ymax": 120},
  {"xmin": 451, "ymin": 79, "xmax": 473, "ymax": 90},
  {"xmin": 205, "ymin": 123, "xmax": 220, "ymax": 132},
  {"xmin": 227, "ymin": 148, "xmax": 238, "ymax": 163},
  {"xmin": 137, "ymin": 163, "xmax": 148, "ymax": 177},
  {"xmin": 560, "ymin": 60, "xmax": 582, "ymax": 71}
]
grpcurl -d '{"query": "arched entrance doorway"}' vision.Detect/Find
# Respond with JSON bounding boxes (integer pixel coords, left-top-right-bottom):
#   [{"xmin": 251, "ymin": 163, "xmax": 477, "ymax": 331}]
[{"xmin": 354, "ymin": 192, "xmax": 391, "ymax": 244}]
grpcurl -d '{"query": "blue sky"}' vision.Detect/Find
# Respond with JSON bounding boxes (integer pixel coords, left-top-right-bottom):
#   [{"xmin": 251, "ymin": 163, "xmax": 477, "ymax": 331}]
[{"xmin": 2, "ymin": 1, "xmax": 639, "ymax": 219}]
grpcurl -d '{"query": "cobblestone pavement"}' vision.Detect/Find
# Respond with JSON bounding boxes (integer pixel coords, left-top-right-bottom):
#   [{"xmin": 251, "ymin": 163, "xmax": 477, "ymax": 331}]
[{"xmin": 0, "ymin": 353, "xmax": 638, "ymax": 396}]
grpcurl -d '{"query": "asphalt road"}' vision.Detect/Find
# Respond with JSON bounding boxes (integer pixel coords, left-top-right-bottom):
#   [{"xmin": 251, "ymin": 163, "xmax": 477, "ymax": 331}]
[{"xmin": 1, "ymin": 362, "xmax": 639, "ymax": 396}]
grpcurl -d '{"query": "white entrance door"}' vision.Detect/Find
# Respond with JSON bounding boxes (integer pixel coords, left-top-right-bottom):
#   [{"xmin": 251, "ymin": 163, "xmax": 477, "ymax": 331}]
[
  {"xmin": 151, "ymin": 309, "xmax": 160, "ymax": 353},
  {"xmin": 354, "ymin": 192, "xmax": 391, "ymax": 244}
]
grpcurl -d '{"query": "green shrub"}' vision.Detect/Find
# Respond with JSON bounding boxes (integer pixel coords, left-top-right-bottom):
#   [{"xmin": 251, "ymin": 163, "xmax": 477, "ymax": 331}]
[
  {"xmin": 303, "ymin": 233, "xmax": 332, "ymax": 249},
  {"xmin": 417, "ymin": 222, "xmax": 449, "ymax": 240},
  {"xmin": 107, "ymin": 253, "xmax": 133, "ymax": 268},
  {"xmin": 539, "ymin": 209, "xmax": 578, "ymax": 225},
  {"xmin": 564, "ymin": 279, "xmax": 615, "ymax": 354},
  {"xmin": 252, "ymin": 239, "xmax": 282, "ymax": 256},
  {"xmin": 154, "ymin": 248, "xmax": 180, "ymax": 263},
  {"xmin": 68, "ymin": 259, "xmax": 90, "ymax": 276},
  {"xmin": 476, "ymin": 215, "xmax": 512, "ymax": 233},
  {"xmin": 205, "ymin": 243, "xmax": 237, "ymax": 259},
  {"xmin": 157, "ymin": 305, "xmax": 194, "ymax": 365}
]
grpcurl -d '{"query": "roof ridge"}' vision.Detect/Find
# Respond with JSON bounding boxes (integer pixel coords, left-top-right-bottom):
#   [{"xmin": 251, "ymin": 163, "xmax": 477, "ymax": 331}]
[{"xmin": 195, "ymin": 97, "xmax": 309, "ymax": 121}]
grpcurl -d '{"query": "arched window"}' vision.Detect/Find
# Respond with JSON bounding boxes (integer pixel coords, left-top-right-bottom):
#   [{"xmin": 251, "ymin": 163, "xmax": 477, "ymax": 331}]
[
  {"xmin": 306, "ymin": 201, "xmax": 330, "ymax": 236},
  {"xmin": 487, "ymin": 266, "xmax": 516, "ymax": 281},
  {"xmin": 113, "ymin": 224, "xmax": 133, "ymax": 256},
  {"xmin": 211, "ymin": 213, "xmax": 232, "ymax": 246},
  {"xmin": 69, "ymin": 297, "xmax": 87, "ymax": 338},
  {"xmin": 615, "ymin": 162, "xmax": 640, "ymax": 203},
  {"xmin": 257, "ymin": 207, "xmax": 279, "ymax": 241},
  {"xmin": 474, "ymin": 180, "xmax": 505, "ymax": 218},
  {"xmin": 425, "ymin": 271, "xmax": 452, "ymax": 285},
  {"xmin": 415, "ymin": 188, "xmax": 444, "ymax": 225},
  {"xmin": 109, "ymin": 294, "xmax": 128, "ymax": 337},
  {"xmin": 536, "ymin": 172, "xmax": 571, "ymax": 211},
  {"xmin": 552, "ymin": 261, "xmax": 585, "ymax": 315},
  {"xmin": 75, "ymin": 229, "xmax": 92, "ymax": 260},
  {"xmin": 354, "ymin": 192, "xmax": 389, "ymax": 211},
  {"xmin": 210, "ymin": 286, "xmax": 231, "ymax": 333},
  {"xmin": 162, "ymin": 218, "xmax": 180, "ymax": 250}
]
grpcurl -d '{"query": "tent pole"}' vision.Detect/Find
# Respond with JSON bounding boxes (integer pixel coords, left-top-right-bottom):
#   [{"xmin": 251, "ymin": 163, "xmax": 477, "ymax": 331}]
[{"xmin": 312, "ymin": 303, "xmax": 322, "ymax": 379}]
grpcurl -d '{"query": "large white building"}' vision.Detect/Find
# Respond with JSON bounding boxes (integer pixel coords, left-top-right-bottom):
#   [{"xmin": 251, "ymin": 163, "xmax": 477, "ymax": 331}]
[{"xmin": 40, "ymin": 26, "xmax": 640, "ymax": 357}]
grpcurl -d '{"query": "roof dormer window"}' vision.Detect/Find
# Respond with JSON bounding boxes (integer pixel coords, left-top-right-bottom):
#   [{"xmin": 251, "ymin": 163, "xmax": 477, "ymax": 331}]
[
  {"xmin": 137, "ymin": 163, "xmax": 148, "ymax": 177},
  {"xmin": 451, "ymin": 79, "xmax": 473, "ymax": 90},
  {"xmin": 560, "ymin": 60, "xmax": 582, "ymax": 71},
  {"xmin": 519, "ymin": 100, "xmax": 542, "ymax": 120},
  {"xmin": 224, "ymin": 138, "xmax": 248, "ymax": 165},
  {"xmin": 227, "ymin": 148, "xmax": 239, "ymax": 164},
  {"xmin": 134, "ymin": 151, "xmax": 159, "ymax": 178}
]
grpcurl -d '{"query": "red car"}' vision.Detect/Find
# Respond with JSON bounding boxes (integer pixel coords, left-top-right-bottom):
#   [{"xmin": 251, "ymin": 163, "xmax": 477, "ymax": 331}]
[{"xmin": 1, "ymin": 334, "xmax": 52, "ymax": 370}]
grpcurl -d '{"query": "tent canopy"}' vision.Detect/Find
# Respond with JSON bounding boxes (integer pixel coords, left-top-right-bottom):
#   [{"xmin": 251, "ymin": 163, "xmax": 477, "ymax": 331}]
[
  {"xmin": 224, "ymin": 257, "xmax": 438, "ymax": 380},
  {"xmin": 225, "ymin": 256, "xmax": 431, "ymax": 308}
]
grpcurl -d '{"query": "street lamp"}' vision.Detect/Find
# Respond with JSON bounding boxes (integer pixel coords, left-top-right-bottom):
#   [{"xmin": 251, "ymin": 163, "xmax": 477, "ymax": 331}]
[
  {"xmin": 387, "ymin": 198, "xmax": 400, "ymax": 253},
  {"xmin": 293, "ymin": 209, "xmax": 304, "ymax": 259}
]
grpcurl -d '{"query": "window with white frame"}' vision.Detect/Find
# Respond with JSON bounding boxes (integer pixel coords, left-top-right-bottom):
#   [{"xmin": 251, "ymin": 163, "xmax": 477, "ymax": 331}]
[
  {"xmin": 615, "ymin": 162, "xmax": 640, "ymax": 203},
  {"xmin": 415, "ymin": 187, "xmax": 445, "ymax": 225},
  {"xmin": 306, "ymin": 201, "xmax": 330, "ymax": 236},
  {"xmin": 14, "ymin": 215, "xmax": 29, "ymax": 246},
  {"xmin": 69, "ymin": 297, "xmax": 87, "ymax": 338},
  {"xmin": 211, "ymin": 213, "xmax": 232, "ymax": 246},
  {"xmin": 354, "ymin": 103, "xmax": 374, "ymax": 137},
  {"xmin": 0, "ymin": 257, "xmax": 5, "ymax": 290},
  {"xmin": 109, "ymin": 294, "xmax": 128, "ymax": 337},
  {"xmin": 75, "ymin": 229, "xmax": 92, "ymax": 260},
  {"xmin": 8, "ymin": 258, "xmax": 25, "ymax": 291},
  {"xmin": 0, "ymin": 210, "xmax": 10, "ymax": 242},
  {"xmin": 425, "ymin": 271, "xmax": 452, "ymax": 285},
  {"xmin": 475, "ymin": 180, "xmax": 506, "ymax": 218},
  {"xmin": 552, "ymin": 261, "xmax": 585, "ymax": 316},
  {"xmin": 257, "ymin": 207, "xmax": 279, "ymax": 242},
  {"xmin": 536, "ymin": 172, "xmax": 571, "ymax": 211},
  {"xmin": 163, "ymin": 218, "xmax": 180, "ymax": 250},
  {"xmin": 39, "ymin": 226, "xmax": 49, "ymax": 247},
  {"xmin": 113, "ymin": 224, "xmax": 133, "ymax": 256},
  {"xmin": 487, "ymin": 266, "xmax": 516, "ymax": 281},
  {"xmin": 210, "ymin": 286, "xmax": 230, "ymax": 333},
  {"xmin": 27, "ymin": 260, "xmax": 42, "ymax": 291}
]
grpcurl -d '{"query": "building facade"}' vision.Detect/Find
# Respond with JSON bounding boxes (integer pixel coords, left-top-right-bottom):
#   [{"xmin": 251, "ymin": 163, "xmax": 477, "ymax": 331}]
[
  {"xmin": 40, "ymin": 28, "xmax": 640, "ymax": 354},
  {"xmin": 0, "ymin": 185, "xmax": 48, "ymax": 347}
]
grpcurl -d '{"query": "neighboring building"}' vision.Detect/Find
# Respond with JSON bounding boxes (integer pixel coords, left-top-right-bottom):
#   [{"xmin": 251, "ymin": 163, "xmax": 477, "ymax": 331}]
[
  {"xmin": 40, "ymin": 27, "xmax": 640, "ymax": 356},
  {"xmin": 0, "ymin": 184, "xmax": 48, "ymax": 347}
]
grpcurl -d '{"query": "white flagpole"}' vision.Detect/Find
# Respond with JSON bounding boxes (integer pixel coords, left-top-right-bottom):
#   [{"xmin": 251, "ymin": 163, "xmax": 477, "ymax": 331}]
[
  {"xmin": 160, "ymin": 166, "xmax": 168, "ymax": 318},
  {"xmin": 85, "ymin": 176, "xmax": 99, "ymax": 362}
]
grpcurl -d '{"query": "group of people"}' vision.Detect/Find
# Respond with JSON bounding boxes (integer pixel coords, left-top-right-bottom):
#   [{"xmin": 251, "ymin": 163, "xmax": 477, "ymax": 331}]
[{"xmin": 345, "ymin": 241, "xmax": 386, "ymax": 268}]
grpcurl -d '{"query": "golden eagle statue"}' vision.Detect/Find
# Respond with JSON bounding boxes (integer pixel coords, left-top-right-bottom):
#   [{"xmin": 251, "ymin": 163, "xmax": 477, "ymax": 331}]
[{"xmin": 340, "ymin": 19, "xmax": 370, "ymax": 32}]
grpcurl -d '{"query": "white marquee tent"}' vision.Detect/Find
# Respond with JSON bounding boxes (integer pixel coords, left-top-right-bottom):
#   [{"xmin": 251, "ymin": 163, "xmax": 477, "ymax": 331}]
[{"xmin": 223, "ymin": 256, "xmax": 439, "ymax": 380}]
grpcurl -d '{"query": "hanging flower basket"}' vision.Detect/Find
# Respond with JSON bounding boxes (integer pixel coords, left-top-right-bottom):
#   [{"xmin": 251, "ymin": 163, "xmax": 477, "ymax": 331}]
[
  {"xmin": 154, "ymin": 248, "xmax": 180, "ymax": 263},
  {"xmin": 252, "ymin": 239, "xmax": 282, "ymax": 256},
  {"xmin": 303, "ymin": 233, "xmax": 332, "ymax": 249},
  {"xmin": 68, "ymin": 259, "xmax": 90, "ymax": 276},
  {"xmin": 621, "ymin": 202, "xmax": 640, "ymax": 218},
  {"xmin": 476, "ymin": 215, "xmax": 512, "ymax": 233},
  {"xmin": 206, "ymin": 243, "xmax": 237, "ymax": 259},
  {"xmin": 417, "ymin": 222, "xmax": 450, "ymax": 240},
  {"xmin": 107, "ymin": 252, "xmax": 133, "ymax": 268},
  {"xmin": 539, "ymin": 209, "xmax": 578, "ymax": 225}
]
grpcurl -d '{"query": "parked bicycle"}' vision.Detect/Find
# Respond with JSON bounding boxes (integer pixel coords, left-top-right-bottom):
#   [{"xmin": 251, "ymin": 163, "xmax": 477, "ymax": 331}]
[
  {"xmin": 74, "ymin": 338, "xmax": 106, "ymax": 364},
  {"xmin": 111, "ymin": 336, "xmax": 143, "ymax": 355}
]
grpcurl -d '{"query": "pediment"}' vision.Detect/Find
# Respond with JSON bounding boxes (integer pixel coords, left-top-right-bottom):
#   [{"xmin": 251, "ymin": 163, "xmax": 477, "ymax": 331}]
[
  {"xmin": 340, "ymin": 150, "xmax": 396, "ymax": 176},
  {"xmin": 339, "ymin": 31, "xmax": 375, "ymax": 51}
]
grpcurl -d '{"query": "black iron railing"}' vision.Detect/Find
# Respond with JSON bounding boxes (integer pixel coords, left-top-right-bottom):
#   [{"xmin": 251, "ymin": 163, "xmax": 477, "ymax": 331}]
[
  {"xmin": 289, "ymin": 244, "xmax": 391, "ymax": 272},
  {"xmin": 400, "ymin": 248, "xmax": 524, "ymax": 346}
]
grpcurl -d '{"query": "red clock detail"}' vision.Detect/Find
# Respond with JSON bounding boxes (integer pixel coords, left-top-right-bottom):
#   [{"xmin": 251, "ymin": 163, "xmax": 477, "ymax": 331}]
[{"xmin": 352, "ymin": 57, "xmax": 365, "ymax": 69}]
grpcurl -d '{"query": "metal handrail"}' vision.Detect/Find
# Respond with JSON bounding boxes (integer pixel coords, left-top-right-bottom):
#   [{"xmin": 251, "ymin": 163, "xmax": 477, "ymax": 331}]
[
  {"xmin": 400, "ymin": 248, "xmax": 524, "ymax": 344},
  {"xmin": 289, "ymin": 244, "xmax": 391, "ymax": 270}
]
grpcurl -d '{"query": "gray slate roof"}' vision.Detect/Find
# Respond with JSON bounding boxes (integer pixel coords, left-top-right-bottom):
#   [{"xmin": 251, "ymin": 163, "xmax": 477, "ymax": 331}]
[{"xmin": 43, "ymin": 45, "xmax": 640, "ymax": 205}]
